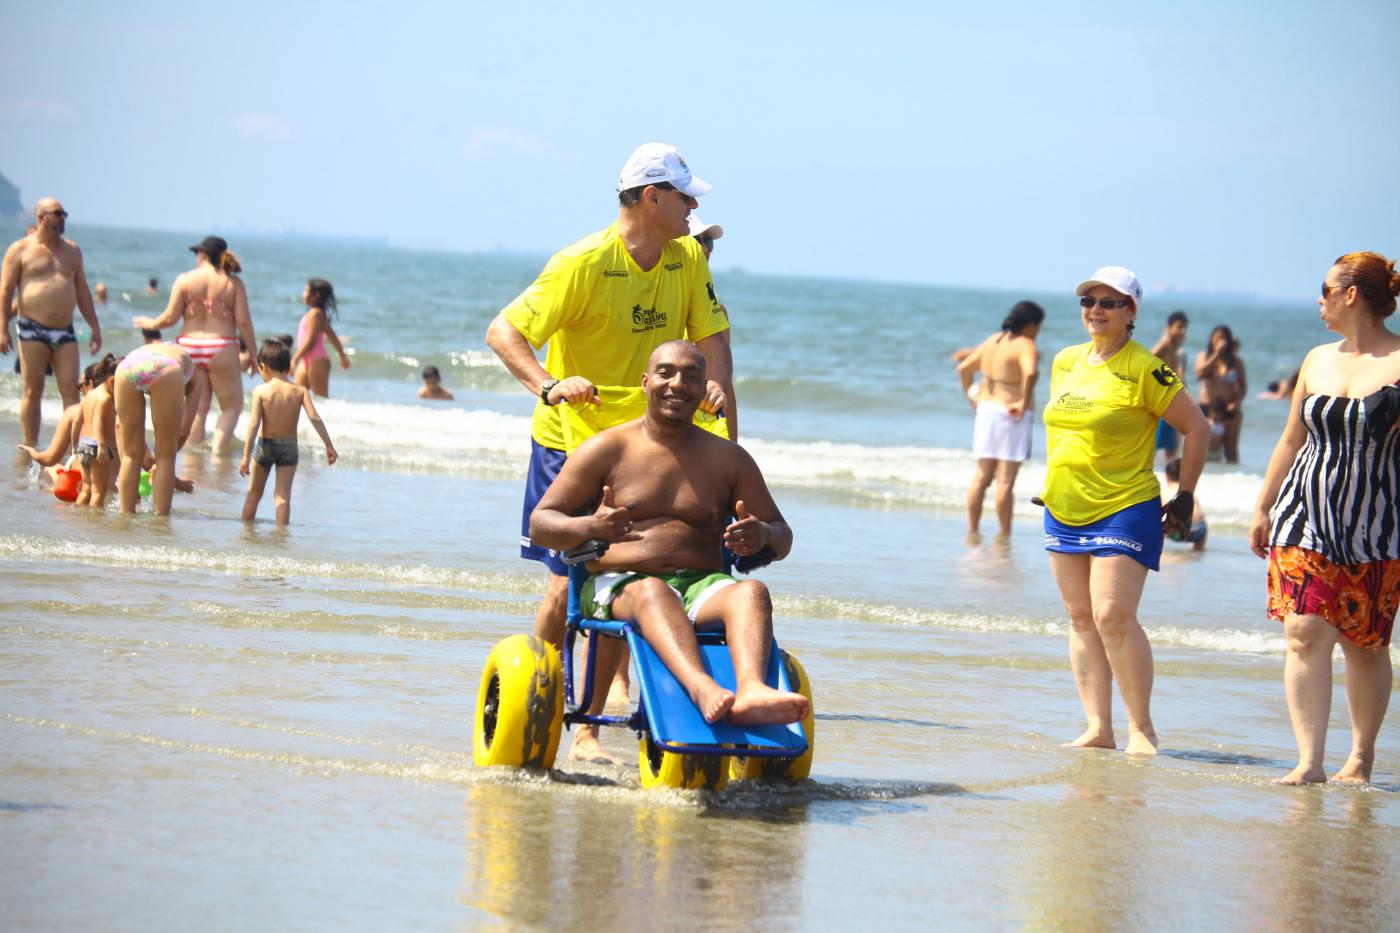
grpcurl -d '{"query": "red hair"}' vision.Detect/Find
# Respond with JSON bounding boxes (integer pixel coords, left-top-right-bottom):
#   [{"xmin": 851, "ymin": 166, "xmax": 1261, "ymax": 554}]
[{"xmin": 1334, "ymin": 251, "xmax": 1399, "ymax": 318}]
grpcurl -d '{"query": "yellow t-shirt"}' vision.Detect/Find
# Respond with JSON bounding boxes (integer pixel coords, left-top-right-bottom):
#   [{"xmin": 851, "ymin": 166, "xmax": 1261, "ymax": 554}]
[
  {"xmin": 1042, "ymin": 340, "xmax": 1183, "ymax": 525},
  {"xmin": 502, "ymin": 223, "xmax": 730, "ymax": 449}
]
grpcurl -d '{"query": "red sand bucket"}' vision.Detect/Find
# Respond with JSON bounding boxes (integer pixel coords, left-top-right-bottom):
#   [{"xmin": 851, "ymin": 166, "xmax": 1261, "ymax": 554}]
[{"xmin": 53, "ymin": 467, "xmax": 81, "ymax": 502}]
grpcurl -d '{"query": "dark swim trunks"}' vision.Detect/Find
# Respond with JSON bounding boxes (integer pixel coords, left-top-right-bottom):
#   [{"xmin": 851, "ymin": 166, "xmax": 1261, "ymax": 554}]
[
  {"xmin": 16, "ymin": 317, "xmax": 77, "ymax": 350},
  {"xmin": 76, "ymin": 436, "xmax": 116, "ymax": 466},
  {"xmin": 519, "ymin": 438, "xmax": 568, "ymax": 577},
  {"xmin": 253, "ymin": 437, "xmax": 299, "ymax": 468}
]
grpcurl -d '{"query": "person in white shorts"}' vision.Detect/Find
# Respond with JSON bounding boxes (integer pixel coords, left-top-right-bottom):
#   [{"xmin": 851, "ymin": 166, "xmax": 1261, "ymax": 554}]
[{"xmin": 957, "ymin": 300, "xmax": 1045, "ymax": 538}]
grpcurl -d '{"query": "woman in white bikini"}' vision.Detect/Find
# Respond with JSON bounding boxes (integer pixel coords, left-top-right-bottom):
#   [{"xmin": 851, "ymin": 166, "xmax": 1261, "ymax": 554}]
[{"xmin": 133, "ymin": 236, "xmax": 256, "ymax": 452}]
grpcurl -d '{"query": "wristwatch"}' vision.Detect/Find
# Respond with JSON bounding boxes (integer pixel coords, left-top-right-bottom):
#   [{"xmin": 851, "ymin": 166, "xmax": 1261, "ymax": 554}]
[{"xmin": 539, "ymin": 378, "xmax": 561, "ymax": 405}]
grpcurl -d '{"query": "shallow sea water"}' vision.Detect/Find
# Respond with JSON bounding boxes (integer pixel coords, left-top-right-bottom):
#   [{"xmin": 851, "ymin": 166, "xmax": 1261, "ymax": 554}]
[{"xmin": 3, "ymin": 225, "xmax": 1398, "ymax": 929}]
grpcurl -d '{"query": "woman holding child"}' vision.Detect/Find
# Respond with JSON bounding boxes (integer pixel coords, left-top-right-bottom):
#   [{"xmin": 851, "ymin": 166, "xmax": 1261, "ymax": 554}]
[
  {"xmin": 1041, "ymin": 266, "xmax": 1209, "ymax": 755},
  {"xmin": 1250, "ymin": 250, "xmax": 1400, "ymax": 786}
]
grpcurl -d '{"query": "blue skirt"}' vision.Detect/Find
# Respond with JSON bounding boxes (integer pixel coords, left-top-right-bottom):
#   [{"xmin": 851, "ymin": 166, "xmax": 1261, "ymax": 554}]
[{"xmin": 1042, "ymin": 497, "xmax": 1164, "ymax": 571}]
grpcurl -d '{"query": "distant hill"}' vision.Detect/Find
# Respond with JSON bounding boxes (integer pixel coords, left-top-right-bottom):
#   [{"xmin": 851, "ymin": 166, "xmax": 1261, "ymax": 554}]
[{"xmin": 0, "ymin": 172, "xmax": 21, "ymax": 218}]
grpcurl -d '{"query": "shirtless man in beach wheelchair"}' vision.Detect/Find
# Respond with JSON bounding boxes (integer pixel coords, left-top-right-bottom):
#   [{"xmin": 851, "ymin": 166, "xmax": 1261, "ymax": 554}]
[{"xmin": 472, "ymin": 341, "xmax": 813, "ymax": 789}]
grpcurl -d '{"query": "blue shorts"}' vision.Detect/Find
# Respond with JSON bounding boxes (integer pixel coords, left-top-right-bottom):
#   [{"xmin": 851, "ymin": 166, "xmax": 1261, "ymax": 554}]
[
  {"xmin": 520, "ymin": 439, "xmax": 568, "ymax": 577},
  {"xmin": 1043, "ymin": 497, "xmax": 1164, "ymax": 571},
  {"xmin": 1155, "ymin": 419, "xmax": 1178, "ymax": 452}
]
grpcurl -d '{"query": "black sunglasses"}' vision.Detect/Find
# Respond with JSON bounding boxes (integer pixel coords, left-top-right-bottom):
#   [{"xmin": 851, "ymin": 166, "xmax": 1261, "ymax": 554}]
[
  {"xmin": 1080, "ymin": 296, "xmax": 1132, "ymax": 310},
  {"xmin": 1321, "ymin": 282, "xmax": 1349, "ymax": 297},
  {"xmin": 43, "ymin": 209, "xmax": 69, "ymax": 218}
]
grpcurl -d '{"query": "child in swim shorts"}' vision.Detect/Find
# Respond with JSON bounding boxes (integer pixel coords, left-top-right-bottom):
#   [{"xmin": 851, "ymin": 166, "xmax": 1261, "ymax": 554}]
[
  {"xmin": 239, "ymin": 339, "xmax": 338, "ymax": 525},
  {"xmin": 75, "ymin": 354, "xmax": 119, "ymax": 508}
]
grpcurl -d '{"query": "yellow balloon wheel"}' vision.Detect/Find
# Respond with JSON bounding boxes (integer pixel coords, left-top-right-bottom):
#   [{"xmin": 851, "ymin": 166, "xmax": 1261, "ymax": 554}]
[
  {"xmin": 729, "ymin": 650, "xmax": 815, "ymax": 782},
  {"xmin": 473, "ymin": 634, "xmax": 564, "ymax": 769},
  {"xmin": 638, "ymin": 733, "xmax": 729, "ymax": 791}
]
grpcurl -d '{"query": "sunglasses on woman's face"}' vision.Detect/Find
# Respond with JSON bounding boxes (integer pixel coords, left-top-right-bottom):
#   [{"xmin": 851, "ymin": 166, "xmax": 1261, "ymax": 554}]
[
  {"xmin": 1321, "ymin": 282, "xmax": 1348, "ymax": 297},
  {"xmin": 1080, "ymin": 296, "xmax": 1132, "ymax": 310}
]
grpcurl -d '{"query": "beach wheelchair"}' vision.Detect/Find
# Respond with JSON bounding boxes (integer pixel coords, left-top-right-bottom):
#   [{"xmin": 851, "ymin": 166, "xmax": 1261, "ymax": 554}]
[{"xmin": 472, "ymin": 388, "xmax": 815, "ymax": 791}]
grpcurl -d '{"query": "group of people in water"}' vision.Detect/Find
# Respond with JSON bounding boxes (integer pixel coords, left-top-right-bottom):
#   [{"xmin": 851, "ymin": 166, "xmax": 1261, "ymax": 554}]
[
  {"xmin": 1, "ymin": 205, "xmax": 356, "ymax": 523},
  {"xmin": 5, "ymin": 144, "xmax": 1400, "ymax": 786}
]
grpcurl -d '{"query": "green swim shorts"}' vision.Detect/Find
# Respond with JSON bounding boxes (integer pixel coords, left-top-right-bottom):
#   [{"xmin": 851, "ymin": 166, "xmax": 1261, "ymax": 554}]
[{"xmin": 581, "ymin": 570, "xmax": 736, "ymax": 623}]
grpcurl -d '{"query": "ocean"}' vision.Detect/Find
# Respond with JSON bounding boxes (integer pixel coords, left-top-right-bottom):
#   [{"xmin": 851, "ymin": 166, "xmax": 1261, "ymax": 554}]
[{"xmin": 3, "ymin": 221, "xmax": 1396, "ymax": 929}]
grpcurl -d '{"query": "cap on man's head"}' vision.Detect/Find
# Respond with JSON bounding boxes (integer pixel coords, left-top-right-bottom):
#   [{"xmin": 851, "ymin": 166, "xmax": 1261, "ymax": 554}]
[
  {"xmin": 1075, "ymin": 266, "xmax": 1144, "ymax": 307},
  {"xmin": 189, "ymin": 235, "xmax": 228, "ymax": 255},
  {"xmin": 617, "ymin": 142, "xmax": 711, "ymax": 197},
  {"xmin": 687, "ymin": 216, "xmax": 724, "ymax": 240}
]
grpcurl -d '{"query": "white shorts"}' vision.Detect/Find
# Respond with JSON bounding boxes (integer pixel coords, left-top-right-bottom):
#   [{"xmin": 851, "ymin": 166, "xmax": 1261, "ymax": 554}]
[{"xmin": 972, "ymin": 400, "xmax": 1032, "ymax": 462}]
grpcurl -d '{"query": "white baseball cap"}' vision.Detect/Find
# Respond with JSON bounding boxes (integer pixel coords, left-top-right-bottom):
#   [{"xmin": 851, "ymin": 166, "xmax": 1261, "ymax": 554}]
[
  {"xmin": 617, "ymin": 142, "xmax": 712, "ymax": 197},
  {"xmin": 688, "ymin": 216, "xmax": 724, "ymax": 239},
  {"xmin": 1075, "ymin": 266, "xmax": 1144, "ymax": 308}
]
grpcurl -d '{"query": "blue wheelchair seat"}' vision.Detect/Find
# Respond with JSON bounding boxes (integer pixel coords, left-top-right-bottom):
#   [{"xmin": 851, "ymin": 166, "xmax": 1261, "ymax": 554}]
[{"xmin": 564, "ymin": 563, "xmax": 807, "ymax": 757}]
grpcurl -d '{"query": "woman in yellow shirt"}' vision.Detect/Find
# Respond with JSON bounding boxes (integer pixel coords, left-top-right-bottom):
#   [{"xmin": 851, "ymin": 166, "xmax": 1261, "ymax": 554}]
[{"xmin": 1041, "ymin": 266, "xmax": 1209, "ymax": 755}]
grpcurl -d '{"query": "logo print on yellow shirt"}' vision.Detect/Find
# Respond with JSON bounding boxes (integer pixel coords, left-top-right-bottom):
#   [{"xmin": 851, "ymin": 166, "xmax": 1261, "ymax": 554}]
[
  {"xmin": 1151, "ymin": 365, "xmax": 1178, "ymax": 387},
  {"xmin": 1054, "ymin": 392, "xmax": 1093, "ymax": 412},
  {"xmin": 631, "ymin": 305, "xmax": 668, "ymax": 333}
]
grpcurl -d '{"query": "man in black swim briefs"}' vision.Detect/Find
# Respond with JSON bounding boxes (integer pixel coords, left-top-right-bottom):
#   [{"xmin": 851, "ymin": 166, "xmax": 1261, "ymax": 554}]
[{"xmin": 1, "ymin": 197, "xmax": 102, "ymax": 446}]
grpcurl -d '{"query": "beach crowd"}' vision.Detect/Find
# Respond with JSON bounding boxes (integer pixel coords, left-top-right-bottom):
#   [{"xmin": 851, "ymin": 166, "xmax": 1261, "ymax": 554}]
[{"xmin": 3, "ymin": 142, "xmax": 1399, "ymax": 786}]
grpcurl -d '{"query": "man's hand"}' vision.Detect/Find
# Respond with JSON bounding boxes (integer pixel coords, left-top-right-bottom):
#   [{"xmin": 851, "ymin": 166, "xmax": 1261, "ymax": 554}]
[
  {"xmin": 589, "ymin": 484, "xmax": 634, "ymax": 540},
  {"xmin": 699, "ymin": 379, "xmax": 727, "ymax": 415},
  {"xmin": 723, "ymin": 499, "xmax": 769, "ymax": 556},
  {"xmin": 88, "ymin": 331, "xmax": 101, "ymax": 355},
  {"xmin": 1007, "ymin": 402, "xmax": 1025, "ymax": 422},
  {"xmin": 549, "ymin": 376, "xmax": 599, "ymax": 406},
  {"xmin": 0, "ymin": 330, "xmax": 10, "ymax": 355},
  {"xmin": 238, "ymin": 456, "xmax": 250, "ymax": 477},
  {"xmin": 326, "ymin": 446, "xmax": 338, "ymax": 466}
]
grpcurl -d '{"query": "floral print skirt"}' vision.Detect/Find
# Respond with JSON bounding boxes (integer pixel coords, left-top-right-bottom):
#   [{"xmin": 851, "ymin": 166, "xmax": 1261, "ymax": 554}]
[{"xmin": 1267, "ymin": 546, "xmax": 1400, "ymax": 649}]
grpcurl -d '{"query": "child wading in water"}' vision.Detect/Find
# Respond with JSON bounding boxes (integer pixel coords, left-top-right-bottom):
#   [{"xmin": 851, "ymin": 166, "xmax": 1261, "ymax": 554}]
[
  {"xmin": 240, "ymin": 339, "xmax": 337, "ymax": 525},
  {"xmin": 75, "ymin": 354, "xmax": 119, "ymax": 507},
  {"xmin": 290, "ymin": 278, "xmax": 350, "ymax": 398}
]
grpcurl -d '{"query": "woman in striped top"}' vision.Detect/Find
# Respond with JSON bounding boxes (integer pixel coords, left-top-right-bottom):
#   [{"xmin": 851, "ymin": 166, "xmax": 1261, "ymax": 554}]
[{"xmin": 1250, "ymin": 251, "xmax": 1400, "ymax": 786}]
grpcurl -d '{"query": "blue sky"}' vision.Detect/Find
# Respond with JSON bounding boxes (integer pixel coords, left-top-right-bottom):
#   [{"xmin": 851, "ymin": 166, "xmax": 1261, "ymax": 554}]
[{"xmin": 2, "ymin": 1, "xmax": 1397, "ymax": 298}]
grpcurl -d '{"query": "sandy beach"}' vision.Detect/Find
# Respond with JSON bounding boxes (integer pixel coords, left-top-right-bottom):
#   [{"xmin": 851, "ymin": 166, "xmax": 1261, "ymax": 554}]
[{"xmin": 3, "ymin": 224, "xmax": 1398, "ymax": 929}]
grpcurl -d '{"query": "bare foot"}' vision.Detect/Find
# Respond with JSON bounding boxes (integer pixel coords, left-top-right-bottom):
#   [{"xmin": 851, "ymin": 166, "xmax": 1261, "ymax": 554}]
[
  {"xmin": 1124, "ymin": 730, "xmax": 1159, "ymax": 756},
  {"xmin": 174, "ymin": 476, "xmax": 195, "ymax": 494},
  {"xmin": 1273, "ymin": 765, "xmax": 1327, "ymax": 785},
  {"xmin": 1065, "ymin": 727, "xmax": 1115, "ymax": 749},
  {"xmin": 689, "ymin": 680, "xmax": 735, "ymax": 724},
  {"xmin": 606, "ymin": 677, "xmax": 630, "ymax": 710},
  {"xmin": 729, "ymin": 684, "xmax": 808, "ymax": 726},
  {"xmin": 965, "ymin": 530, "xmax": 982, "ymax": 546},
  {"xmin": 1333, "ymin": 753, "xmax": 1374, "ymax": 784},
  {"xmin": 566, "ymin": 725, "xmax": 616, "ymax": 765}
]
